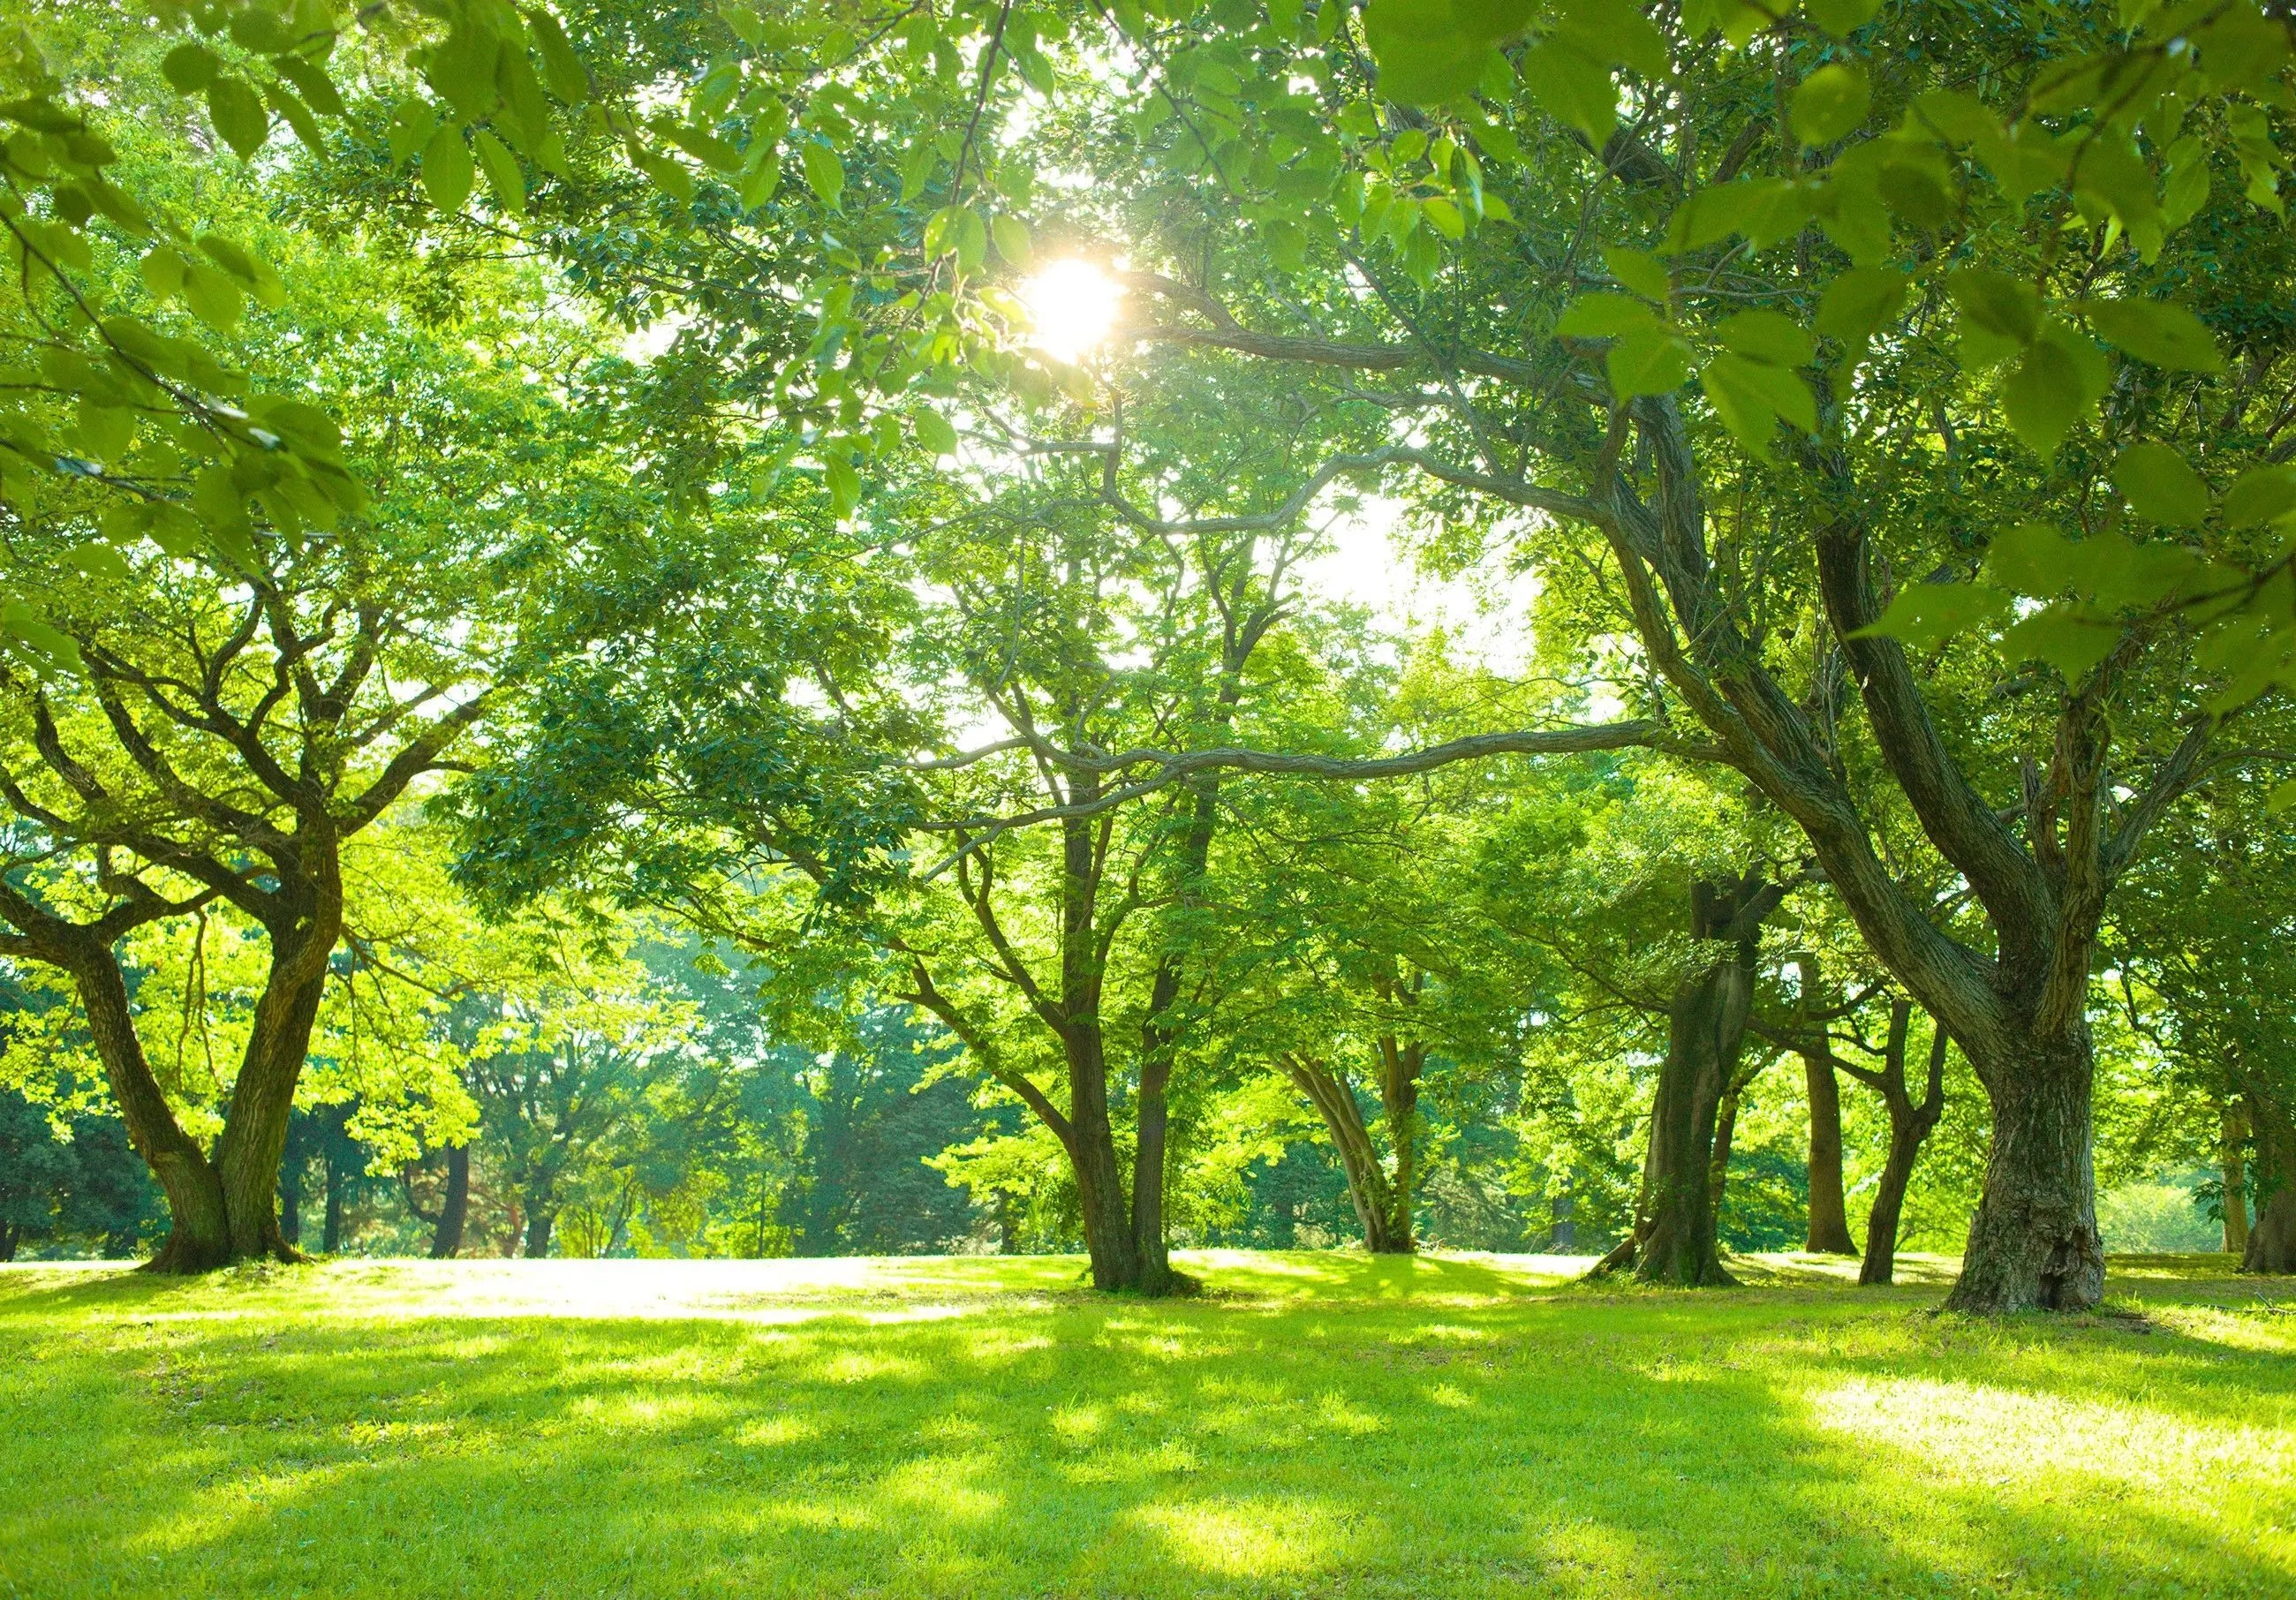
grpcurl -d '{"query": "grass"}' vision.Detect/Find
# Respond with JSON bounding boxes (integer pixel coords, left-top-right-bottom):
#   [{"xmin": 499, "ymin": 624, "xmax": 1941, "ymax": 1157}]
[{"xmin": 3, "ymin": 1250, "xmax": 2293, "ymax": 1598}]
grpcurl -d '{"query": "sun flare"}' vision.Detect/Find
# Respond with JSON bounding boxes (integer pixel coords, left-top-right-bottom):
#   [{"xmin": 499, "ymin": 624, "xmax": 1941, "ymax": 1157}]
[{"xmin": 1020, "ymin": 258, "xmax": 1122, "ymax": 365}]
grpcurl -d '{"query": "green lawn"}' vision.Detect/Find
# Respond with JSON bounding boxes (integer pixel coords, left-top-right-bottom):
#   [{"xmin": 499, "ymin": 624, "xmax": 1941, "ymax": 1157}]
[{"xmin": 3, "ymin": 1251, "xmax": 2292, "ymax": 1598}]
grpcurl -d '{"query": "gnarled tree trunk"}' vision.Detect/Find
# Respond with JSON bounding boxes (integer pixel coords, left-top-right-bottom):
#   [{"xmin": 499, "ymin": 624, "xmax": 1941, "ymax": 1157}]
[
  {"xmin": 1804, "ymin": 1053, "xmax": 1856, "ymax": 1254},
  {"xmin": 1595, "ymin": 873, "xmax": 1782, "ymax": 1287},
  {"xmin": 2242, "ymin": 1091, "xmax": 2296, "ymax": 1275},
  {"xmin": 1943, "ymin": 1028, "xmax": 2102, "ymax": 1310},
  {"xmin": 1280, "ymin": 1052, "xmax": 1412, "ymax": 1253}
]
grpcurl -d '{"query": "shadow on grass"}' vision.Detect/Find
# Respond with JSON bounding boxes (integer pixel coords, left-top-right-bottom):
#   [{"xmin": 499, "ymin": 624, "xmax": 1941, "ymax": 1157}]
[{"xmin": 4, "ymin": 1261, "xmax": 2292, "ymax": 1598}]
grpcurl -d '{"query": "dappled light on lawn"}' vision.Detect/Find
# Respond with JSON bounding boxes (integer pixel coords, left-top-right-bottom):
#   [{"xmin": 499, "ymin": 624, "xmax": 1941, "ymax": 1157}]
[{"xmin": 4, "ymin": 1254, "xmax": 2292, "ymax": 1598}]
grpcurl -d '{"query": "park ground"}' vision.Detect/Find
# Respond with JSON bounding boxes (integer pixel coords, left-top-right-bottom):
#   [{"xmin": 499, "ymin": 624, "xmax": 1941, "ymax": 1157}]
[{"xmin": 1, "ymin": 1251, "xmax": 2292, "ymax": 1599}]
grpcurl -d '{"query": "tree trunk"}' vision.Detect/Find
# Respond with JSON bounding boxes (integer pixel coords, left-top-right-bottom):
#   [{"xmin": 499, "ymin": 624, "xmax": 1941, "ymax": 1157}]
[
  {"xmin": 1130, "ymin": 1050, "xmax": 1175, "ymax": 1294},
  {"xmin": 1376, "ymin": 1036, "xmax": 1421, "ymax": 1252},
  {"xmin": 214, "ymin": 952, "xmax": 331, "ymax": 1264},
  {"xmin": 2242, "ymin": 1093, "xmax": 2296, "ymax": 1275},
  {"xmin": 430, "ymin": 1145, "xmax": 470, "ymax": 1259},
  {"xmin": 1943, "ymin": 1031, "xmax": 2103, "ymax": 1312},
  {"xmin": 1804, "ymin": 1053, "xmax": 1856, "ymax": 1254},
  {"xmin": 2222, "ymin": 1101, "xmax": 2250, "ymax": 1256},
  {"xmin": 0, "ymin": 1221, "xmax": 18, "ymax": 1262},
  {"xmin": 1596, "ymin": 874, "xmax": 1779, "ymax": 1287},
  {"xmin": 524, "ymin": 1206, "xmax": 555, "ymax": 1258},
  {"xmin": 1281, "ymin": 1054, "xmax": 1407, "ymax": 1253},
  {"xmin": 70, "ymin": 955, "xmax": 231, "ymax": 1273}
]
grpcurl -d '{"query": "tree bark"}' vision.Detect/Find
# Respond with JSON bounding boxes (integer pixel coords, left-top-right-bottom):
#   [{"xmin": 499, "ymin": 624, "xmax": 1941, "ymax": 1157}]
[
  {"xmin": 1942, "ymin": 1030, "xmax": 2102, "ymax": 1310},
  {"xmin": 1596, "ymin": 873, "xmax": 1780, "ymax": 1287},
  {"xmin": 215, "ymin": 932, "xmax": 333, "ymax": 1263},
  {"xmin": 524, "ymin": 1206, "xmax": 555, "ymax": 1258},
  {"xmin": 430, "ymin": 1145, "xmax": 470, "ymax": 1259},
  {"xmin": 68, "ymin": 953, "xmax": 232, "ymax": 1273},
  {"xmin": 1804, "ymin": 1053, "xmax": 1856, "ymax": 1254},
  {"xmin": 1841, "ymin": 1003, "xmax": 1949, "ymax": 1287},
  {"xmin": 1280, "ymin": 1053, "xmax": 1409, "ymax": 1253},
  {"xmin": 2222, "ymin": 1100, "xmax": 2250, "ymax": 1256},
  {"xmin": 2242, "ymin": 1092, "xmax": 2296, "ymax": 1275}
]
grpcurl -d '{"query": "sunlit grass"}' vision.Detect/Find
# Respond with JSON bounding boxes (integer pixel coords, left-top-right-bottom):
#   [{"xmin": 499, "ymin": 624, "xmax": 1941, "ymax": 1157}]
[{"xmin": 3, "ymin": 1250, "xmax": 2291, "ymax": 1597}]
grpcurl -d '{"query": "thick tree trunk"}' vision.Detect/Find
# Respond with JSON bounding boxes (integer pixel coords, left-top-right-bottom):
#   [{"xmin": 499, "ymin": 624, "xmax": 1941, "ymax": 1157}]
[
  {"xmin": 1597, "ymin": 875, "xmax": 1779, "ymax": 1287},
  {"xmin": 70, "ymin": 955, "xmax": 231, "ymax": 1273},
  {"xmin": 1060, "ymin": 1020, "xmax": 1144, "ymax": 1291},
  {"xmin": 215, "ymin": 954, "xmax": 330, "ymax": 1264},
  {"xmin": 1944, "ymin": 1032, "xmax": 2103, "ymax": 1312},
  {"xmin": 0, "ymin": 1222, "xmax": 18, "ymax": 1262},
  {"xmin": 2242, "ymin": 1095, "xmax": 2296, "ymax": 1275},
  {"xmin": 1804, "ymin": 1054, "xmax": 1856, "ymax": 1254},
  {"xmin": 1281, "ymin": 1053, "xmax": 1409, "ymax": 1253},
  {"xmin": 524, "ymin": 1206, "xmax": 555, "ymax": 1258},
  {"xmin": 2222, "ymin": 1101, "xmax": 2250, "ymax": 1256},
  {"xmin": 430, "ymin": 1145, "xmax": 470, "ymax": 1259},
  {"xmin": 1130, "ymin": 1052, "xmax": 1175, "ymax": 1294}
]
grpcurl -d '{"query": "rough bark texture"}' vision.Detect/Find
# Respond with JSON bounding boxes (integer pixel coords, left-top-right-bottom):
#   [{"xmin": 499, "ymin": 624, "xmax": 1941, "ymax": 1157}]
[
  {"xmin": 1594, "ymin": 873, "xmax": 1782, "ymax": 1287},
  {"xmin": 2243, "ymin": 1094, "xmax": 2296, "ymax": 1275},
  {"xmin": 430, "ymin": 1145, "xmax": 470, "ymax": 1259},
  {"xmin": 524, "ymin": 1207, "xmax": 555, "ymax": 1258},
  {"xmin": 1944, "ymin": 1031, "xmax": 2102, "ymax": 1310},
  {"xmin": 1804, "ymin": 1054, "xmax": 1856, "ymax": 1254},
  {"xmin": 72, "ymin": 950, "xmax": 230, "ymax": 1273}
]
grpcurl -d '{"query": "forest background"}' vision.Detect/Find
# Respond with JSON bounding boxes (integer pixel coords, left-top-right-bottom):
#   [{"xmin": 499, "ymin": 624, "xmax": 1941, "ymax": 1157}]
[{"xmin": 2, "ymin": 0, "xmax": 2290, "ymax": 1307}]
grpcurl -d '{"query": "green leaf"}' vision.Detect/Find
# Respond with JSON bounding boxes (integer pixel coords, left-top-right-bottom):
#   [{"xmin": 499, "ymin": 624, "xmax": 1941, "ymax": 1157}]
[
  {"xmin": 1555, "ymin": 293, "xmax": 1662, "ymax": 337},
  {"xmin": 180, "ymin": 261, "xmax": 245, "ymax": 331},
  {"xmin": 1702, "ymin": 351, "xmax": 1817, "ymax": 457},
  {"xmin": 802, "ymin": 142, "xmax": 844, "ymax": 209},
  {"xmin": 2001, "ymin": 604, "xmax": 2123, "ymax": 682},
  {"xmin": 388, "ymin": 99, "xmax": 442, "ymax": 168},
  {"xmin": 740, "ymin": 151, "xmax": 783, "ymax": 210},
  {"xmin": 0, "ymin": 602, "xmax": 84, "ymax": 675},
  {"xmin": 162, "ymin": 42, "xmax": 220, "ymax": 93},
  {"xmin": 526, "ymin": 7, "xmax": 590, "ymax": 103},
  {"xmin": 63, "ymin": 540, "xmax": 129, "ymax": 582},
  {"xmin": 823, "ymin": 450, "xmax": 859, "ymax": 515},
  {"xmin": 1261, "ymin": 216, "xmax": 1308, "ymax": 272},
  {"xmin": 1519, "ymin": 38, "xmax": 1618, "ymax": 145},
  {"xmin": 1816, "ymin": 266, "xmax": 1908, "ymax": 363},
  {"xmin": 2223, "ymin": 465, "xmax": 2296, "ymax": 528},
  {"xmin": 992, "ymin": 214, "xmax": 1035, "ymax": 269},
  {"xmin": 2111, "ymin": 442, "xmax": 2209, "ymax": 527},
  {"xmin": 1603, "ymin": 246, "xmax": 1670, "ymax": 301},
  {"xmin": 422, "ymin": 125, "xmax": 475, "ymax": 213},
  {"xmin": 2001, "ymin": 329, "xmax": 2104, "ymax": 457},
  {"xmin": 1716, "ymin": 311, "xmax": 1816, "ymax": 368},
  {"xmin": 207, "ymin": 74, "xmax": 270, "ymax": 159},
  {"xmin": 1790, "ymin": 63, "xmax": 1869, "ymax": 147},
  {"xmin": 1947, "ymin": 269, "xmax": 2042, "ymax": 345},
  {"xmin": 1804, "ymin": 0, "xmax": 1882, "ymax": 37},
  {"xmin": 2085, "ymin": 298, "xmax": 2225, "ymax": 374},
  {"xmin": 1983, "ymin": 523, "xmax": 2079, "ymax": 596},
  {"xmin": 955, "ymin": 208, "xmax": 988, "ymax": 274},
  {"xmin": 473, "ymin": 130, "xmax": 526, "ymax": 218},
  {"xmin": 914, "ymin": 409, "xmax": 958, "ymax": 457},
  {"xmin": 1606, "ymin": 329, "xmax": 1691, "ymax": 397},
  {"xmin": 1852, "ymin": 579, "xmax": 2011, "ymax": 648}
]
